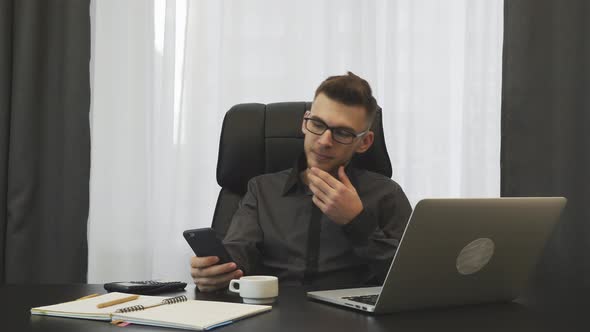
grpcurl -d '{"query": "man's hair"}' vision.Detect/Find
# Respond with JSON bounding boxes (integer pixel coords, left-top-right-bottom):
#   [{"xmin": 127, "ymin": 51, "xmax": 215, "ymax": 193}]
[{"xmin": 314, "ymin": 71, "xmax": 377, "ymax": 127}]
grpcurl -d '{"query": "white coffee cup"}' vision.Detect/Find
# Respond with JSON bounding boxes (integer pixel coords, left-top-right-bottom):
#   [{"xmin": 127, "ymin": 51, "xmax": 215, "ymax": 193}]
[{"xmin": 228, "ymin": 276, "xmax": 279, "ymax": 304}]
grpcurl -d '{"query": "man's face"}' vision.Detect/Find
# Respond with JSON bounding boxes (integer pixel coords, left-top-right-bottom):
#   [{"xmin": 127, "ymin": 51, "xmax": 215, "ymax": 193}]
[{"xmin": 301, "ymin": 93, "xmax": 374, "ymax": 174}]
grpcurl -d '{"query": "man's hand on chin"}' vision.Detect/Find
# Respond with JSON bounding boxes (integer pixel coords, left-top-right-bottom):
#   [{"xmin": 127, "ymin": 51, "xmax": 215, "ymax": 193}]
[{"xmin": 307, "ymin": 166, "xmax": 363, "ymax": 225}]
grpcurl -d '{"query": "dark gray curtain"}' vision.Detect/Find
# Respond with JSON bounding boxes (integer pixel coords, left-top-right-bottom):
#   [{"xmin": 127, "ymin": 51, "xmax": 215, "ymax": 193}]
[
  {"xmin": 0, "ymin": 0, "xmax": 90, "ymax": 283},
  {"xmin": 502, "ymin": 0, "xmax": 590, "ymax": 305}
]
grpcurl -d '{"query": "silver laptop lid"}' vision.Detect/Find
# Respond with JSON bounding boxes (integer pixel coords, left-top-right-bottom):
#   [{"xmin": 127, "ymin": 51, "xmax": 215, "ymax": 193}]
[{"xmin": 373, "ymin": 197, "xmax": 566, "ymax": 313}]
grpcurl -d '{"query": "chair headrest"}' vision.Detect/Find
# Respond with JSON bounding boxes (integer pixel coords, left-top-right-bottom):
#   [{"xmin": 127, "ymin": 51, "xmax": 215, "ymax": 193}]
[{"xmin": 216, "ymin": 102, "xmax": 392, "ymax": 195}]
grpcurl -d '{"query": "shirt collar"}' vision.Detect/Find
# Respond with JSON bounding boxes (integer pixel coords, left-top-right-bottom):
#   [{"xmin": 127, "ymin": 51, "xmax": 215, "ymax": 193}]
[
  {"xmin": 281, "ymin": 152, "xmax": 360, "ymax": 196},
  {"xmin": 282, "ymin": 153, "xmax": 308, "ymax": 196}
]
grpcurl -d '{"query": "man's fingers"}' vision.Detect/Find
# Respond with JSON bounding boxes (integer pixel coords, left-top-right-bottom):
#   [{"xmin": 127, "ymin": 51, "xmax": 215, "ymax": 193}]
[
  {"xmin": 337, "ymin": 166, "xmax": 354, "ymax": 189},
  {"xmin": 195, "ymin": 269, "xmax": 243, "ymax": 291},
  {"xmin": 191, "ymin": 256, "xmax": 244, "ymax": 292},
  {"xmin": 308, "ymin": 172, "xmax": 336, "ymax": 196},
  {"xmin": 196, "ymin": 270, "xmax": 241, "ymax": 287},
  {"xmin": 310, "ymin": 167, "xmax": 343, "ymax": 189},
  {"xmin": 190, "ymin": 255, "xmax": 219, "ymax": 268},
  {"xmin": 309, "ymin": 183, "xmax": 330, "ymax": 204},
  {"xmin": 195, "ymin": 262, "xmax": 238, "ymax": 277},
  {"xmin": 312, "ymin": 195, "xmax": 327, "ymax": 212}
]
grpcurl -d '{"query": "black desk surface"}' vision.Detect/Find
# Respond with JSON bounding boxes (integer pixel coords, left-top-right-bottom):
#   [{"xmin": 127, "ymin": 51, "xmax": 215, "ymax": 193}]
[{"xmin": 0, "ymin": 284, "xmax": 573, "ymax": 332}]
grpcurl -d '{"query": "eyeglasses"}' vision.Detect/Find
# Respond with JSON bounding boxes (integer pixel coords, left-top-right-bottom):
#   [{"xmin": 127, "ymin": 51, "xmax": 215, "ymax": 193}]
[{"xmin": 303, "ymin": 117, "xmax": 368, "ymax": 145}]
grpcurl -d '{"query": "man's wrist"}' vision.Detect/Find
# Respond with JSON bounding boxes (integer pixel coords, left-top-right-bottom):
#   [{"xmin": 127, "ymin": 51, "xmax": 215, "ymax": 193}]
[{"xmin": 341, "ymin": 206, "xmax": 363, "ymax": 225}]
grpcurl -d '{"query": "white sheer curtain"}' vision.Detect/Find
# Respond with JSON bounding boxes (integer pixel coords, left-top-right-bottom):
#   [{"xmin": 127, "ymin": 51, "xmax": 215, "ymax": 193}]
[{"xmin": 88, "ymin": 0, "xmax": 503, "ymax": 283}]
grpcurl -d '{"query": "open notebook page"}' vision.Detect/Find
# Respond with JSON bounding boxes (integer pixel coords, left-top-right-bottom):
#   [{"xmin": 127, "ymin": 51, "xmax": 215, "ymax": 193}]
[
  {"xmin": 111, "ymin": 299, "xmax": 272, "ymax": 330},
  {"xmin": 31, "ymin": 292, "xmax": 166, "ymax": 320}
]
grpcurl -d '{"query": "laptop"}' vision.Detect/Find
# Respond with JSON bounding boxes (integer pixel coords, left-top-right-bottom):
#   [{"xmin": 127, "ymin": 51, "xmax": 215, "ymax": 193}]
[{"xmin": 307, "ymin": 197, "xmax": 566, "ymax": 314}]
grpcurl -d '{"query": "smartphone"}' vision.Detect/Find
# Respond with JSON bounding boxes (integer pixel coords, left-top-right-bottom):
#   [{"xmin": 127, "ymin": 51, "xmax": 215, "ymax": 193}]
[{"xmin": 183, "ymin": 228, "xmax": 233, "ymax": 265}]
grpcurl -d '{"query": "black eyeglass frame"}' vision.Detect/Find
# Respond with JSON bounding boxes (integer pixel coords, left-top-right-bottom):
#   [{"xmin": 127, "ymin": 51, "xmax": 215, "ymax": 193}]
[{"xmin": 303, "ymin": 117, "xmax": 369, "ymax": 145}]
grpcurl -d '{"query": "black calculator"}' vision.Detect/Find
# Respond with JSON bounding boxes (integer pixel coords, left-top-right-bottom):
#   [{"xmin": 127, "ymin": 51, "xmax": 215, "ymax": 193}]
[{"xmin": 104, "ymin": 280, "xmax": 187, "ymax": 295}]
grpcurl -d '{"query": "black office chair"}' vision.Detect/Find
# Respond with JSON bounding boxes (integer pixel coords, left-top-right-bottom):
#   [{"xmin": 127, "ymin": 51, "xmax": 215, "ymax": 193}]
[{"xmin": 212, "ymin": 102, "xmax": 392, "ymax": 239}]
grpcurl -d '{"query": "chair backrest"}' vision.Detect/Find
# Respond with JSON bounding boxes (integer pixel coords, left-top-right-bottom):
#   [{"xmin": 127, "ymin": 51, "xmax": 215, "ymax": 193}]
[{"xmin": 212, "ymin": 102, "xmax": 392, "ymax": 238}]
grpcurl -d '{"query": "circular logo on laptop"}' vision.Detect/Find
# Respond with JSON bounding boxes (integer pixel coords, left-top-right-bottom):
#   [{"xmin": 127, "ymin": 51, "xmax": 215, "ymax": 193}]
[{"xmin": 456, "ymin": 238, "xmax": 495, "ymax": 275}]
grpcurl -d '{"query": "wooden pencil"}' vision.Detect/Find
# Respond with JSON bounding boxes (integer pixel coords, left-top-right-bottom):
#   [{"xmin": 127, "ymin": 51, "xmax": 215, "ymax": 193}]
[{"xmin": 96, "ymin": 294, "xmax": 140, "ymax": 309}]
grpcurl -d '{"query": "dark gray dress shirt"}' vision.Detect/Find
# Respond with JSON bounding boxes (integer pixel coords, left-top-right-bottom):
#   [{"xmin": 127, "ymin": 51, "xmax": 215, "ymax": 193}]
[{"xmin": 223, "ymin": 155, "xmax": 412, "ymax": 287}]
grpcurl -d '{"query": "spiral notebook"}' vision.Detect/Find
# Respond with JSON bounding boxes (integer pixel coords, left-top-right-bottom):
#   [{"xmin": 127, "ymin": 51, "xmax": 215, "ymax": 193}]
[{"xmin": 31, "ymin": 292, "xmax": 272, "ymax": 330}]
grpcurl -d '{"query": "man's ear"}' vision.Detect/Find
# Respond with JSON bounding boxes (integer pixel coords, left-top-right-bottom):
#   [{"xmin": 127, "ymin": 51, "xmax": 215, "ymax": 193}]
[
  {"xmin": 301, "ymin": 110, "xmax": 311, "ymax": 135},
  {"xmin": 355, "ymin": 131, "xmax": 374, "ymax": 154}
]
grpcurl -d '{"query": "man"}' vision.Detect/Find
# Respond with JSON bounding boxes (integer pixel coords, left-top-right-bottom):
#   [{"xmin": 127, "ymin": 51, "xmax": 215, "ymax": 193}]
[{"xmin": 190, "ymin": 72, "xmax": 412, "ymax": 292}]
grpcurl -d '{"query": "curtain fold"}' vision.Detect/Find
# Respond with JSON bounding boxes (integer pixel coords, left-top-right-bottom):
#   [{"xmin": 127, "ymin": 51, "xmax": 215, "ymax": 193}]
[
  {"xmin": 501, "ymin": 0, "xmax": 590, "ymax": 303},
  {"xmin": 0, "ymin": 0, "xmax": 91, "ymax": 284}
]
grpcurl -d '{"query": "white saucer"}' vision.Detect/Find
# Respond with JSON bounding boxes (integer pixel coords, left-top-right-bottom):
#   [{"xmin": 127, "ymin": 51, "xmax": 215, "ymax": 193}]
[{"xmin": 242, "ymin": 297, "xmax": 276, "ymax": 304}]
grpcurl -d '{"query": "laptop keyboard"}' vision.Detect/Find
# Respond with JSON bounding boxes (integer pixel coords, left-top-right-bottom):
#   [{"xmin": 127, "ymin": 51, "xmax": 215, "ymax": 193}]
[{"xmin": 342, "ymin": 294, "xmax": 378, "ymax": 305}]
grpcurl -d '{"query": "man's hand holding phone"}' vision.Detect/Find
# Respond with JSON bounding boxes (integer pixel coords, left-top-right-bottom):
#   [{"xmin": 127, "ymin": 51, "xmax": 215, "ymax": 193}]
[
  {"xmin": 184, "ymin": 228, "xmax": 243, "ymax": 292},
  {"xmin": 189, "ymin": 256, "xmax": 243, "ymax": 292}
]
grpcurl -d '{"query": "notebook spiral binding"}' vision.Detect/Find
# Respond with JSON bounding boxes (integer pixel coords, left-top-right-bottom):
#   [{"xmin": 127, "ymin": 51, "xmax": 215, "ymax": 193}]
[
  {"xmin": 116, "ymin": 305, "xmax": 145, "ymax": 313},
  {"xmin": 115, "ymin": 295, "xmax": 188, "ymax": 313},
  {"xmin": 162, "ymin": 295, "xmax": 187, "ymax": 304}
]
